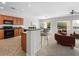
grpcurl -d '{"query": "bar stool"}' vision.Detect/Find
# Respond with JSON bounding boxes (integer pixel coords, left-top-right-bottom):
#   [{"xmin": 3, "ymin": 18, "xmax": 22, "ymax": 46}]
[{"xmin": 41, "ymin": 31, "xmax": 48, "ymax": 47}]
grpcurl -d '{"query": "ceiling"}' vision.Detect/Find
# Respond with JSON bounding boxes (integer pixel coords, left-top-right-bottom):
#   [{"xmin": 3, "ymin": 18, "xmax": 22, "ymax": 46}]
[{"xmin": 0, "ymin": 2, "xmax": 79, "ymax": 19}]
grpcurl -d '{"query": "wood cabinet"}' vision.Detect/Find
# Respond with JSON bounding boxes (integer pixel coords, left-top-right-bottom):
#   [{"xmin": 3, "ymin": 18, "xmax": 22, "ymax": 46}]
[
  {"xmin": 0, "ymin": 16, "xmax": 4, "ymax": 24},
  {"xmin": 3, "ymin": 16, "xmax": 12, "ymax": 20},
  {"xmin": 17, "ymin": 18, "xmax": 23, "ymax": 25},
  {"xmin": 14, "ymin": 29, "xmax": 19, "ymax": 36},
  {"xmin": 14, "ymin": 28, "xmax": 24, "ymax": 37},
  {"xmin": 18, "ymin": 28, "xmax": 22, "ymax": 35},
  {"xmin": 18, "ymin": 18, "xmax": 21, "ymax": 25},
  {"xmin": 0, "ymin": 15, "xmax": 24, "ymax": 39},
  {"xmin": 20, "ymin": 18, "xmax": 23, "ymax": 25},
  {"xmin": 13, "ymin": 17, "xmax": 23, "ymax": 25},
  {"xmin": 0, "ymin": 29, "xmax": 4, "ymax": 39},
  {"xmin": 0, "ymin": 15, "xmax": 23, "ymax": 25},
  {"xmin": 13, "ymin": 17, "xmax": 18, "ymax": 25},
  {"xmin": 21, "ymin": 33, "xmax": 26, "ymax": 52}
]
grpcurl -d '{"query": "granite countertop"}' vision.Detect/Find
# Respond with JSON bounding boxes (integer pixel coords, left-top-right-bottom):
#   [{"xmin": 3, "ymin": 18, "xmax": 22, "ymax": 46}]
[
  {"xmin": 23, "ymin": 29, "xmax": 42, "ymax": 34},
  {"xmin": 25, "ymin": 29, "xmax": 42, "ymax": 31},
  {"xmin": 13, "ymin": 27, "xmax": 22, "ymax": 29},
  {"xmin": 0, "ymin": 27, "xmax": 23, "ymax": 30}
]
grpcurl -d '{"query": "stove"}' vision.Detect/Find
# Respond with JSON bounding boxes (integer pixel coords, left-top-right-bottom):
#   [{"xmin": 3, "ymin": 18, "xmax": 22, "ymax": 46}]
[{"xmin": 3, "ymin": 26, "xmax": 14, "ymax": 39}]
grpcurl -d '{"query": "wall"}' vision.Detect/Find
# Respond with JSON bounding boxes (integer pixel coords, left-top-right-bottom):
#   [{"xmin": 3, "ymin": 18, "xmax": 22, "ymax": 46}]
[
  {"xmin": 23, "ymin": 17, "xmax": 40, "ymax": 29},
  {"xmin": 0, "ymin": 9, "xmax": 41, "ymax": 30},
  {"xmin": 40, "ymin": 14, "xmax": 79, "ymax": 40},
  {"xmin": 0, "ymin": 10, "xmax": 23, "ymax": 28},
  {"xmin": 50, "ymin": 14, "xmax": 79, "ymax": 37}
]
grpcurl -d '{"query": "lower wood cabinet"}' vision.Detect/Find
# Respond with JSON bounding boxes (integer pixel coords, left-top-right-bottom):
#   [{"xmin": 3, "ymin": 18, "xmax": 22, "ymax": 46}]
[
  {"xmin": 14, "ymin": 29, "xmax": 19, "ymax": 36},
  {"xmin": 0, "ymin": 29, "xmax": 4, "ymax": 39},
  {"xmin": 18, "ymin": 28, "xmax": 22, "ymax": 35},
  {"xmin": 21, "ymin": 33, "xmax": 26, "ymax": 52},
  {"xmin": 14, "ymin": 28, "xmax": 24, "ymax": 37}
]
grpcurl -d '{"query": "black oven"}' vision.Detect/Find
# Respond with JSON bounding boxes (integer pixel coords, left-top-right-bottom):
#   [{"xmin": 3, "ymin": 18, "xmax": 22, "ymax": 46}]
[
  {"xmin": 4, "ymin": 20, "xmax": 13, "ymax": 24},
  {"xmin": 3, "ymin": 26, "xmax": 14, "ymax": 39}
]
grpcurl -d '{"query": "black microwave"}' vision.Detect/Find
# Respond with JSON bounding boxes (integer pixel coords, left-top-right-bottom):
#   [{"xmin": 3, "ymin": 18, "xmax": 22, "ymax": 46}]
[{"xmin": 4, "ymin": 20, "xmax": 13, "ymax": 24}]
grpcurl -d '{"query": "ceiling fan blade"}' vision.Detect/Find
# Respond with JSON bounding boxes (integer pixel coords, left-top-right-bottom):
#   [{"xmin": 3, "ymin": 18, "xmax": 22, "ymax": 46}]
[
  {"xmin": 74, "ymin": 12, "xmax": 79, "ymax": 14},
  {"xmin": 70, "ymin": 10, "xmax": 79, "ymax": 14}
]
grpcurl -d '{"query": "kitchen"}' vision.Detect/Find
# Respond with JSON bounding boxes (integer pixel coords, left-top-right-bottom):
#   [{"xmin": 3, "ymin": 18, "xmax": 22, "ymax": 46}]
[
  {"xmin": 0, "ymin": 2, "xmax": 44, "ymax": 56},
  {"xmin": 0, "ymin": 14, "xmax": 26, "ymax": 56},
  {"xmin": 0, "ymin": 15, "xmax": 23, "ymax": 39}
]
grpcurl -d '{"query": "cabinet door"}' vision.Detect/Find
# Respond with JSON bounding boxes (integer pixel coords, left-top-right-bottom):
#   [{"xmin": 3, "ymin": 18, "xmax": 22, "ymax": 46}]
[
  {"xmin": 18, "ymin": 29, "xmax": 21, "ymax": 35},
  {"xmin": 13, "ymin": 17, "xmax": 23, "ymax": 25},
  {"xmin": 17, "ymin": 18, "xmax": 23, "ymax": 25},
  {"xmin": 13, "ymin": 17, "xmax": 17, "ymax": 25},
  {"xmin": 18, "ymin": 28, "xmax": 23, "ymax": 35},
  {"xmin": 0, "ymin": 30, "xmax": 4, "ymax": 39},
  {"xmin": 0, "ymin": 16, "xmax": 4, "ymax": 24},
  {"xmin": 19, "ymin": 18, "xmax": 21, "ymax": 25},
  {"xmin": 14, "ymin": 29, "xmax": 19, "ymax": 36},
  {"xmin": 17, "ymin": 18, "xmax": 20, "ymax": 25},
  {"xmin": 21, "ymin": 33, "xmax": 26, "ymax": 52},
  {"xmin": 20, "ymin": 18, "xmax": 23, "ymax": 25},
  {"xmin": 4, "ymin": 16, "xmax": 12, "ymax": 20}
]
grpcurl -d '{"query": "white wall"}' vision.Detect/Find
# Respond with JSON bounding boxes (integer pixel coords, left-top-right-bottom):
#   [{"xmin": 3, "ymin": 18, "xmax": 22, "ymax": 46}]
[
  {"xmin": 39, "ymin": 14, "xmax": 79, "ymax": 40},
  {"xmin": 50, "ymin": 14, "xmax": 79, "ymax": 36},
  {"xmin": 23, "ymin": 17, "xmax": 40, "ymax": 29},
  {"xmin": 0, "ymin": 10, "xmax": 40, "ymax": 29}
]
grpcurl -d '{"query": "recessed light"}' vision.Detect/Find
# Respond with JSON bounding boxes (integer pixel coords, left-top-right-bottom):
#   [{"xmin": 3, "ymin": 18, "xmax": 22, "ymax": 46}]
[{"xmin": 28, "ymin": 4, "xmax": 32, "ymax": 7}]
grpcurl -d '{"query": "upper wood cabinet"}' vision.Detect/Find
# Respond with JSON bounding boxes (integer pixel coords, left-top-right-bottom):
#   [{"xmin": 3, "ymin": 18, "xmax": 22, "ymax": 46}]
[
  {"xmin": 0, "ymin": 15, "xmax": 23, "ymax": 25},
  {"xmin": 13, "ymin": 17, "xmax": 23, "ymax": 25},
  {"xmin": 20, "ymin": 18, "xmax": 23, "ymax": 25},
  {"xmin": 17, "ymin": 18, "xmax": 20, "ymax": 25},
  {"xmin": 13, "ymin": 17, "xmax": 18, "ymax": 25},
  {"xmin": 0, "ymin": 15, "xmax": 4, "ymax": 24},
  {"xmin": 3, "ymin": 16, "xmax": 13, "ymax": 20}
]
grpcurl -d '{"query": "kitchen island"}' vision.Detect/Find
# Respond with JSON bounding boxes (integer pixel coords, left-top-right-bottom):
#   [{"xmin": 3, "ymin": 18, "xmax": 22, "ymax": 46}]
[{"xmin": 23, "ymin": 29, "xmax": 42, "ymax": 56}]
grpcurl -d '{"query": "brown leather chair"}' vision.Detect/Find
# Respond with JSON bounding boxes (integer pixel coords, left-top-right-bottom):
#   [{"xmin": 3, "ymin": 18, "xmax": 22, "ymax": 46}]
[{"xmin": 55, "ymin": 33, "xmax": 75, "ymax": 48}]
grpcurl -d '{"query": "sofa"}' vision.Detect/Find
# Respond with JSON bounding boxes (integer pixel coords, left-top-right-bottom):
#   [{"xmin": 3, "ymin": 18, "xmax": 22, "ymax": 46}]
[
  {"xmin": 58, "ymin": 29, "xmax": 67, "ymax": 35},
  {"xmin": 71, "ymin": 31, "xmax": 79, "ymax": 39},
  {"xmin": 55, "ymin": 33, "xmax": 75, "ymax": 48}
]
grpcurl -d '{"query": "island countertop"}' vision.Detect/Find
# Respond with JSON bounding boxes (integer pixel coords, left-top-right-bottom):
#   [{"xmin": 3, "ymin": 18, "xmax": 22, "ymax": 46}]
[{"xmin": 25, "ymin": 28, "xmax": 42, "ymax": 31}]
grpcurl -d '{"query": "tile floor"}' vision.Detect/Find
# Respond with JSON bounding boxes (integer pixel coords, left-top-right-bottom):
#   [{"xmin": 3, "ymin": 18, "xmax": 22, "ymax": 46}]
[
  {"xmin": 36, "ymin": 35, "xmax": 79, "ymax": 56},
  {"xmin": 1, "ymin": 34, "xmax": 79, "ymax": 56},
  {"xmin": 0, "ymin": 36, "xmax": 26, "ymax": 56}
]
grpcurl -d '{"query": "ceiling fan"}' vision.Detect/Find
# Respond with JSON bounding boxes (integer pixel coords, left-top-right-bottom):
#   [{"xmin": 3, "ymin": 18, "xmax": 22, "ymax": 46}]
[{"xmin": 70, "ymin": 10, "xmax": 79, "ymax": 15}]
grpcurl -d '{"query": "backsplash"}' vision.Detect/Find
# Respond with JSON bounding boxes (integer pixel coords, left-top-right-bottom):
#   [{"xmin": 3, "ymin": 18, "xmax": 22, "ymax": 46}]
[{"xmin": 0, "ymin": 25, "xmax": 23, "ymax": 28}]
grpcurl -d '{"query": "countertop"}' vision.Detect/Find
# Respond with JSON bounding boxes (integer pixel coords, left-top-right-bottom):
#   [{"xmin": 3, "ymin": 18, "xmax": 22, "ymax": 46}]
[
  {"xmin": 23, "ymin": 28, "xmax": 43, "ymax": 31},
  {"xmin": 0, "ymin": 27, "xmax": 23, "ymax": 30}
]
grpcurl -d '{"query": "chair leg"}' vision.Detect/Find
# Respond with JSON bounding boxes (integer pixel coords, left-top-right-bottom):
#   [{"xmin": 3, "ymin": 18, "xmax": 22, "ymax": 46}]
[
  {"xmin": 45, "ymin": 36, "xmax": 48, "ymax": 46},
  {"xmin": 41, "ymin": 36, "xmax": 42, "ymax": 48}
]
